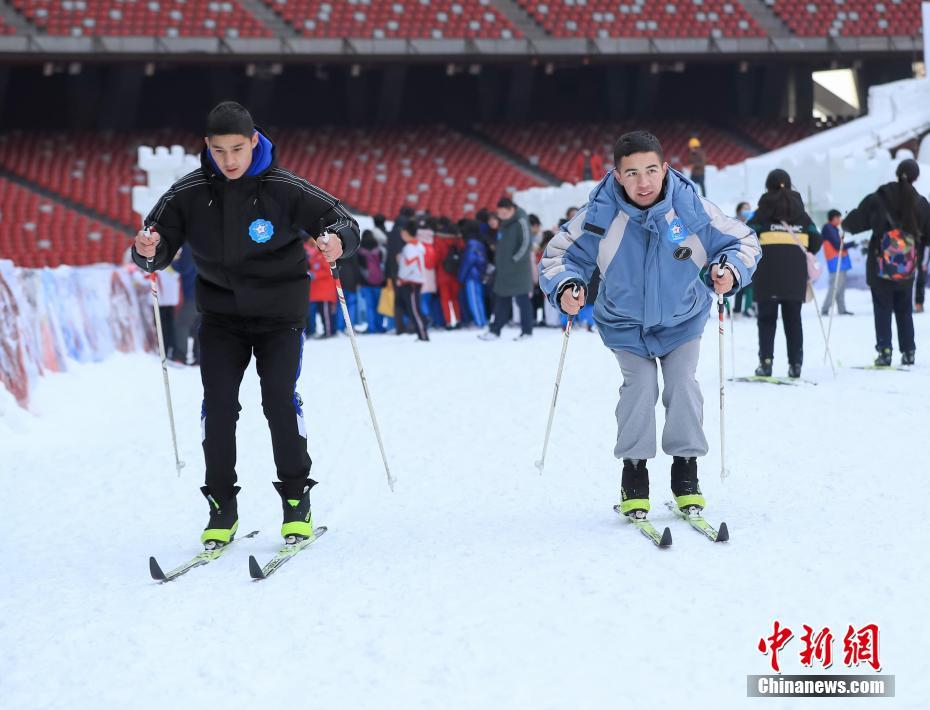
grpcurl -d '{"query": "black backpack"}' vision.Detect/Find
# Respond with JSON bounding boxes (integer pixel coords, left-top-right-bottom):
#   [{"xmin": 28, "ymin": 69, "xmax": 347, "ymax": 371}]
[{"xmin": 442, "ymin": 245, "xmax": 461, "ymax": 275}]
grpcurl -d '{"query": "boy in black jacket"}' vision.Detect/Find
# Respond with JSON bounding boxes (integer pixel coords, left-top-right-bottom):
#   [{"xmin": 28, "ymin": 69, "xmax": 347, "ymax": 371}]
[{"xmin": 133, "ymin": 101, "xmax": 360, "ymax": 545}]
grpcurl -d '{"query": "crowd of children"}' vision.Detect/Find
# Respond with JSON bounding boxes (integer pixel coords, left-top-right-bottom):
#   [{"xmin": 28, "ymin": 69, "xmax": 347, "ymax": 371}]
[{"xmin": 302, "ymin": 205, "xmax": 577, "ymax": 340}]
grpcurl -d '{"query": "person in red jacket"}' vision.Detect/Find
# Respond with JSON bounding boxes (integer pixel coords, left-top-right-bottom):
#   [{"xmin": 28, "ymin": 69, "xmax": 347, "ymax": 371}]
[
  {"xmin": 306, "ymin": 242, "xmax": 337, "ymax": 338},
  {"xmin": 575, "ymin": 148, "xmax": 605, "ymax": 182},
  {"xmin": 433, "ymin": 220, "xmax": 465, "ymax": 328}
]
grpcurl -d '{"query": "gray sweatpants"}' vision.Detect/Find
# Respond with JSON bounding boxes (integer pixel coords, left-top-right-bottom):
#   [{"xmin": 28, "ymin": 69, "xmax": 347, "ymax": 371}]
[
  {"xmin": 613, "ymin": 337, "xmax": 708, "ymax": 460},
  {"xmin": 821, "ymin": 270, "xmax": 847, "ymax": 315}
]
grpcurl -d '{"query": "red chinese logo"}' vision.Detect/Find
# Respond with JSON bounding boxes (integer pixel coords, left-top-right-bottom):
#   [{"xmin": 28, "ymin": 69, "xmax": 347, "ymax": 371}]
[
  {"xmin": 758, "ymin": 621, "xmax": 881, "ymax": 672},
  {"xmin": 843, "ymin": 624, "xmax": 881, "ymax": 671},
  {"xmin": 758, "ymin": 621, "xmax": 794, "ymax": 672},
  {"xmin": 799, "ymin": 625, "xmax": 834, "ymax": 669}
]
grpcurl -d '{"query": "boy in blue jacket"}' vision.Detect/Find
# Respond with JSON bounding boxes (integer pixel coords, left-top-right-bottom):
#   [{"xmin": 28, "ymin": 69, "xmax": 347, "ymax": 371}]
[{"xmin": 539, "ymin": 131, "xmax": 761, "ymax": 517}]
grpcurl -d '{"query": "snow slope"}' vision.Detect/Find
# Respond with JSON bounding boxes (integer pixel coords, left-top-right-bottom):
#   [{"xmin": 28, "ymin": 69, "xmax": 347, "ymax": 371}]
[{"xmin": 1, "ymin": 288, "xmax": 924, "ymax": 709}]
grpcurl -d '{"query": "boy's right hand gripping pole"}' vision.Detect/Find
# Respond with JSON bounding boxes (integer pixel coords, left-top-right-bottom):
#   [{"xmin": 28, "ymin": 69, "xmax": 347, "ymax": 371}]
[
  {"xmin": 322, "ymin": 233, "xmax": 396, "ymax": 492},
  {"xmin": 717, "ymin": 255, "xmax": 729, "ymax": 482},
  {"xmin": 535, "ymin": 285, "xmax": 580, "ymax": 474}
]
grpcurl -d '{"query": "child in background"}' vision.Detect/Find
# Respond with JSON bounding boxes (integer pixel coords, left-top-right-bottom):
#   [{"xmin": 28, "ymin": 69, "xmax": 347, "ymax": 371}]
[
  {"xmin": 733, "ymin": 201, "xmax": 755, "ymax": 317},
  {"xmin": 396, "ymin": 221, "xmax": 430, "ymax": 341},
  {"xmin": 821, "ymin": 208, "xmax": 854, "ymax": 316},
  {"xmin": 458, "ymin": 219, "xmax": 489, "ymax": 328},
  {"xmin": 434, "ymin": 218, "xmax": 465, "ymax": 329},
  {"xmin": 357, "ymin": 230, "xmax": 387, "ymax": 334},
  {"xmin": 155, "ymin": 266, "xmax": 181, "ymax": 360},
  {"xmin": 334, "ymin": 239, "xmax": 362, "ymax": 332},
  {"xmin": 418, "ymin": 220, "xmax": 443, "ymax": 329},
  {"xmin": 539, "ymin": 230, "xmax": 562, "ymax": 327},
  {"xmin": 306, "ymin": 242, "xmax": 337, "ymax": 338}
]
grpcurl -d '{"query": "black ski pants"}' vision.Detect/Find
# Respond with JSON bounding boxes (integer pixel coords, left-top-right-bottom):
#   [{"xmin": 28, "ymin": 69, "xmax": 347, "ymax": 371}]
[
  {"xmin": 490, "ymin": 293, "xmax": 534, "ymax": 336},
  {"xmin": 199, "ymin": 317, "xmax": 313, "ymax": 503},
  {"xmin": 871, "ymin": 280, "xmax": 915, "ymax": 353},
  {"xmin": 757, "ymin": 299, "xmax": 803, "ymax": 365},
  {"xmin": 395, "ymin": 283, "xmax": 429, "ymax": 340}
]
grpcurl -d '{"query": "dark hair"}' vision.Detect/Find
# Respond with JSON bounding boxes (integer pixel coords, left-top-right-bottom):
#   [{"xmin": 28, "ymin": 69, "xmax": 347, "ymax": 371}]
[
  {"xmin": 401, "ymin": 221, "xmax": 418, "ymax": 237},
  {"xmin": 765, "ymin": 168, "xmax": 791, "ymax": 192},
  {"xmin": 896, "ymin": 159, "xmax": 920, "ymax": 237},
  {"xmin": 361, "ymin": 229, "xmax": 378, "ymax": 249},
  {"xmin": 497, "ymin": 196, "xmax": 515, "ymax": 209},
  {"xmin": 373, "ymin": 214, "xmax": 386, "ymax": 228},
  {"xmin": 206, "ymin": 101, "xmax": 254, "ymax": 137},
  {"xmin": 827, "ymin": 209, "xmax": 842, "ymax": 221},
  {"xmin": 736, "ymin": 202, "xmax": 750, "ymax": 214},
  {"xmin": 762, "ymin": 168, "xmax": 796, "ymax": 222},
  {"xmin": 475, "ymin": 208, "xmax": 490, "ymax": 223},
  {"xmin": 613, "ymin": 130, "xmax": 664, "ymax": 165},
  {"xmin": 460, "ymin": 219, "xmax": 481, "ymax": 240},
  {"xmin": 528, "ymin": 213, "xmax": 541, "ymax": 227},
  {"xmin": 399, "ymin": 206, "xmax": 416, "ymax": 219}
]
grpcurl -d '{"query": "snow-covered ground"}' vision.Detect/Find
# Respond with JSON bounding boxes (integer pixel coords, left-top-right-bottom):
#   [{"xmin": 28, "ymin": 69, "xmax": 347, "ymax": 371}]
[{"xmin": 1, "ymin": 287, "xmax": 924, "ymax": 709}]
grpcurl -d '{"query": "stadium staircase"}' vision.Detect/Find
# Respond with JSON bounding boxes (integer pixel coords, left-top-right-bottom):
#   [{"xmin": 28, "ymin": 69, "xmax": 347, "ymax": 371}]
[
  {"xmin": 738, "ymin": 0, "xmax": 792, "ymax": 36},
  {"xmin": 0, "ymin": 2, "xmax": 33, "ymax": 33},
  {"xmin": 490, "ymin": 0, "xmax": 549, "ymax": 38}
]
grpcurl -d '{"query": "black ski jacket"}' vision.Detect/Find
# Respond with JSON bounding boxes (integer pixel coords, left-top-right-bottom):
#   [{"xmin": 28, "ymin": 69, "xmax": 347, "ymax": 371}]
[
  {"xmin": 843, "ymin": 181, "xmax": 930, "ymax": 289},
  {"xmin": 748, "ymin": 190, "xmax": 821, "ymax": 303},
  {"xmin": 132, "ymin": 128, "xmax": 360, "ymax": 328}
]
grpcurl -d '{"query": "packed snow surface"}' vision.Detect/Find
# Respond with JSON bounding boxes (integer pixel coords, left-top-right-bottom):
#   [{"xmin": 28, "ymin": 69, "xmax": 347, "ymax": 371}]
[{"xmin": 1, "ymin": 289, "xmax": 923, "ymax": 709}]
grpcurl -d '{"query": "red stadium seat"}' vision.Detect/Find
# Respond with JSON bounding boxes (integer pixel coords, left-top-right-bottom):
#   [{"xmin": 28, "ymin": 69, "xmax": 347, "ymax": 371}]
[
  {"xmin": 768, "ymin": 0, "xmax": 921, "ymax": 36},
  {"xmin": 514, "ymin": 0, "xmax": 764, "ymax": 38},
  {"xmin": 262, "ymin": 0, "xmax": 522, "ymax": 38},
  {"xmin": 0, "ymin": 176, "xmax": 131, "ymax": 268},
  {"xmin": 9, "ymin": 0, "xmax": 274, "ymax": 37}
]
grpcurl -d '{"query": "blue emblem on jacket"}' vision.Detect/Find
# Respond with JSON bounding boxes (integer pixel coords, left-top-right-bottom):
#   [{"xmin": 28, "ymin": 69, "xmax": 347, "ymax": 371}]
[
  {"xmin": 249, "ymin": 219, "xmax": 274, "ymax": 244},
  {"xmin": 668, "ymin": 217, "xmax": 685, "ymax": 243}
]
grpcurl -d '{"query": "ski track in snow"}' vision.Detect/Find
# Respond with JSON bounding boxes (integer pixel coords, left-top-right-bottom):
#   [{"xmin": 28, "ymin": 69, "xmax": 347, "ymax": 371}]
[{"xmin": 1, "ymin": 289, "xmax": 924, "ymax": 709}]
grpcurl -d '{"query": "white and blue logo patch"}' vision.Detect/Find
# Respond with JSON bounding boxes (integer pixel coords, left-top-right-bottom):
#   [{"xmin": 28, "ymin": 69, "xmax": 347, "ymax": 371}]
[
  {"xmin": 249, "ymin": 219, "xmax": 274, "ymax": 244},
  {"xmin": 667, "ymin": 217, "xmax": 685, "ymax": 244}
]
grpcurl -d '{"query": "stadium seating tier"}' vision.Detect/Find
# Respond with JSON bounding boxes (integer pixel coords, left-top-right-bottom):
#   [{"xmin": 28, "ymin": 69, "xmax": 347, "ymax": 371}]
[
  {"xmin": 263, "ymin": 0, "xmax": 522, "ymax": 39},
  {"xmin": 9, "ymin": 0, "xmax": 273, "ymax": 38}
]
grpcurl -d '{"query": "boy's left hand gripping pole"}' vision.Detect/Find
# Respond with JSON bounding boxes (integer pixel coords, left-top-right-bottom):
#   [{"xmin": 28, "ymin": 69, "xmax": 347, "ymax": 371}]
[
  {"xmin": 144, "ymin": 228, "xmax": 185, "ymax": 477},
  {"xmin": 321, "ymin": 233, "xmax": 396, "ymax": 492}
]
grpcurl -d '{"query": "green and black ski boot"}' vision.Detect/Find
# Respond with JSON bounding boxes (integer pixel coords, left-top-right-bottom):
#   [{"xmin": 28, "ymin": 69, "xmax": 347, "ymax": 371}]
[
  {"xmin": 200, "ymin": 485, "xmax": 240, "ymax": 547},
  {"xmin": 274, "ymin": 479, "xmax": 317, "ymax": 542},
  {"xmin": 619, "ymin": 459, "xmax": 650, "ymax": 516},
  {"xmin": 671, "ymin": 456, "xmax": 706, "ymax": 511}
]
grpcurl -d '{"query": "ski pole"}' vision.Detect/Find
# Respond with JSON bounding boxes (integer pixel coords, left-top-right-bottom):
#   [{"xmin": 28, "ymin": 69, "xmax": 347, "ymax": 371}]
[
  {"xmin": 535, "ymin": 285, "xmax": 580, "ymax": 474},
  {"xmin": 808, "ymin": 282, "xmax": 836, "ymax": 377},
  {"xmin": 144, "ymin": 251, "xmax": 185, "ymax": 477},
  {"xmin": 717, "ymin": 256, "xmax": 729, "ymax": 482},
  {"xmin": 824, "ymin": 231, "xmax": 844, "ymax": 364},
  {"xmin": 726, "ymin": 296, "xmax": 735, "ymax": 382},
  {"xmin": 321, "ymin": 234, "xmax": 396, "ymax": 492}
]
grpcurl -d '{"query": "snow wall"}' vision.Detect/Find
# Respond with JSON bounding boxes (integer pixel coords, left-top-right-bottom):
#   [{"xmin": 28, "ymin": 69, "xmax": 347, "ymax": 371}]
[{"xmin": 0, "ymin": 259, "xmax": 157, "ymax": 410}]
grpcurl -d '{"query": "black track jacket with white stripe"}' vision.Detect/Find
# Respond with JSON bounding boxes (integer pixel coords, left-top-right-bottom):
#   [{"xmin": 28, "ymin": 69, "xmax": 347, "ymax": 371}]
[{"xmin": 132, "ymin": 128, "xmax": 360, "ymax": 328}]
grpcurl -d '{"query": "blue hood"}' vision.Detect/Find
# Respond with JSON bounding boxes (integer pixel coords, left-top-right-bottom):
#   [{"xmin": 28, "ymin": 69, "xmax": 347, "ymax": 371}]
[{"xmin": 205, "ymin": 129, "xmax": 274, "ymax": 178}]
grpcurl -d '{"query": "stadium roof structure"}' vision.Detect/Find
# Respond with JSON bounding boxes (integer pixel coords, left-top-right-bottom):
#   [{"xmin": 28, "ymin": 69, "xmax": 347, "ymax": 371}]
[{"xmin": 0, "ymin": 34, "xmax": 921, "ymax": 62}]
